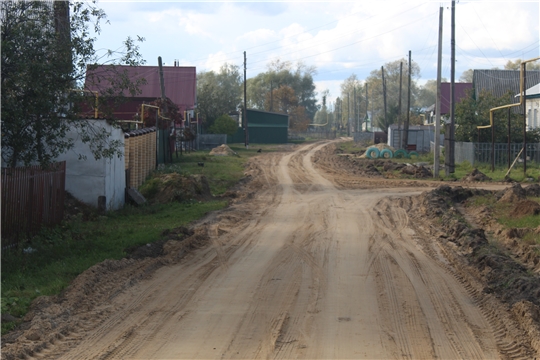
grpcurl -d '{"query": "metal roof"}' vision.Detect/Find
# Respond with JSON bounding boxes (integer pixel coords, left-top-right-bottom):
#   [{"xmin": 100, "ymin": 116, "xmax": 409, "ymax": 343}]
[
  {"xmin": 440, "ymin": 82, "xmax": 472, "ymax": 115},
  {"xmin": 84, "ymin": 65, "xmax": 196, "ymax": 109},
  {"xmin": 472, "ymin": 69, "xmax": 540, "ymax": 102}
]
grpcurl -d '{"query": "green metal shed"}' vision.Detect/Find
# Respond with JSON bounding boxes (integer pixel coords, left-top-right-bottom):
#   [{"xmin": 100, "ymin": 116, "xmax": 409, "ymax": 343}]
[{"xmin": 228, "ymin": 109, "xmax": 289, "ymax": 144}]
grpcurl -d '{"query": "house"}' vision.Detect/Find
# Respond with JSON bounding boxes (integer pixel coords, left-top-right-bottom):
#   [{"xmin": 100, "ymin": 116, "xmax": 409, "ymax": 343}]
[
  {"xmin": 84, "ymin": 64, "xmax": 197, "ymax": 122},
  {"xmin": 425, "ymin": 82, "xmax": 472, "ymax": 124},
  {"xmin": 516, "ymin": 82, "xmax": 540, "ymax": 129},
  {"xmin": 228, "ymin": 109, "xmax": 289, "ymax": 144}
]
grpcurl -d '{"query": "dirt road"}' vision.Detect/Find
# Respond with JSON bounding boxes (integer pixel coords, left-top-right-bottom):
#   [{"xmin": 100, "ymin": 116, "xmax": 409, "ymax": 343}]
[{"xmin": 5, "ymin": 141, "xmax": 535, "ymax": 359}]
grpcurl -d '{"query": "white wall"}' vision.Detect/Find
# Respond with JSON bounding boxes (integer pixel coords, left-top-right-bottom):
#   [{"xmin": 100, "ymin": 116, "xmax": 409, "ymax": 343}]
[
  {"xmin": 526, "ymin": 98, "xmax": 540, "ymax": 129},
  {"xmin": 56, "ymin": 120, "xmax": 125, "ymax": 210}
]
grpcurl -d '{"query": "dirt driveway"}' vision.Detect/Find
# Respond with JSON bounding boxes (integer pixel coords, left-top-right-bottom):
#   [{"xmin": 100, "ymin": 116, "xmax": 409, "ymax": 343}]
[{"xmin": 3, "ymin": 141, "xmax": 538, "ymax": 359}]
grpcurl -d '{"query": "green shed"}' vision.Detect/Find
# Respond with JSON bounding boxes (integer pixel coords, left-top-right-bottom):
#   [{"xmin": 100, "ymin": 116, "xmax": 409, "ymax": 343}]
[{"xmin": 228, "ymin": 109, "xmax": 289, "ymax": 144}]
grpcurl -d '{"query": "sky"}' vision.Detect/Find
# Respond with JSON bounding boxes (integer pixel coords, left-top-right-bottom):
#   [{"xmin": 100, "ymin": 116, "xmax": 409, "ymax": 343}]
[{"xmin": 92, "ymin": 0, "xmax": 540, "ymax": 106}]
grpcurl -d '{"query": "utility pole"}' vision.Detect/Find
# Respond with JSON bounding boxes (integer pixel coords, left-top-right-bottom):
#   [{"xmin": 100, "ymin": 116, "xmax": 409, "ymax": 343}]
[
  {"xmin": 398, "ymin": 62, "xmax": 403, "ymax": 149},
  {"xmin": 523, "ymin": 62, "xmax": 527, "ymax": 174},
  {"xmin": 158, "ymin": 56, "xmax": 170, "ymax": 162},
  {"xmin": 403, "ymin": 51, "xmax": 412, "ymax": 150},
  {"xmin": 434, "ymin": 7, "xmax": 443, "ymax": 178},
  {"xmin": 381, "ymin": 66, "xmax": 387, "ymax": 133},
  {"xmin": 354, "ymin": 86, "xmax": 357, "ymax": 133},
  {"xmin": 347, "ymin": 92, "xmax": 351, "ymax": 136},
  {"xmin": 446, "ymin": 0, "xmax": 456, "ymax": 175},
  {"xmin": 244, "ymin": 51, "xmax": 249, "ymax": 149},
  {"xmin": 365, "ymin": 84, "xmax": 368, "ymax": 132},
  {"xmin": 270, "ymin": 80, "xmax": 273, "ymax": 112}
]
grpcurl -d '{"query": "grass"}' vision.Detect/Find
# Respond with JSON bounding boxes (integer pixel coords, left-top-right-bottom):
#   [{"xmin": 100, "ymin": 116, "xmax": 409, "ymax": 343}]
[{"xmin": 1, "ymin": 144, "xmax": 266, "ymax": 335}]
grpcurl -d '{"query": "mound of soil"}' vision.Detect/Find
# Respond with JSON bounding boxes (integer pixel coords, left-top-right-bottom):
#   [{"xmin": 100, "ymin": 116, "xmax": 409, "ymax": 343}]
[
  {"xmin": 419, "ymin": 186, "xmax": 540, "ymax": 307},
  {"xmin": 463, "ymin": 168, "xmax": 492, "ymax": 182},
  {"xmin": 401, "ymin": 164, "xmax": 432, "ymax": 178},
  {"xmin": 498, "ymin": 183, "xmax": 527, "ymax": 203},
  {"xmin": 125, "ymin": 227, "xmax": 195, "ymax": 260},
  {"xmin": 145, "ymin": 174, "xmax": 213, "ymax": 204},
  {"xmin": 209, "ymin": 144, "xmax": 237, "ymax": 156},
  {"xmin": 525, "ymin": 184, "xmax": 540, "ymax": 197},
  {"xmin": 382, "ymin": 161, "xmax": 405, "ymax": 172},
  {"xmin": 511, "ymin": 200, "xmax": 540, "ymax": 218}
]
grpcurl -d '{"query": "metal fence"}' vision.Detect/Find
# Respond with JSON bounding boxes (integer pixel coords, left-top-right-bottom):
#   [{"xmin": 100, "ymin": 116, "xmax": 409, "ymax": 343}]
[
  {"xmin": 1, "ymin": 161, "xmax": 66, "ymax": 251},
  {"xmin": 289, "ymin": 130, "xmax": 337, "ymax": 141},
  {"xmin": 197, "ymin": 134, "xmax": 228, "ymax": 150},
  {"xmin": 455, "ymin": 142, "xmax": 540, "ymax": 167}
]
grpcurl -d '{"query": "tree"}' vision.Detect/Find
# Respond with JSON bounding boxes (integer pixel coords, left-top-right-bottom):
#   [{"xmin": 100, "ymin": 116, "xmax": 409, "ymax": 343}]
[
  {"xmin": 1, "ymin": 0, "xmax": 146, "ymax": 168},
  {"xmin": 459, "ymin": 69, "xmax": 474, "ymax": 83},
  {"xmin": 209, "ymin": 114, "xmax": 238, "ymax": 136},
  {"xmin": 455, "ymin": 89, "xmax": 539, "ymax": 143},
  {"xmin": 504, "ymin": 59, "xmax": 540, "ymax": 71},
  {"xmin": 247, "ymin": 60, "xmax": 319, "ymax": 120},
  {"xmin": 417, "ymin": 78, "xmax": 447, "ymax": 108},
  {"xmin": 196, "ymin": 63, "xmax": 242, "ymax": 131},
  {"xmin": 338, "ymin": 74, "xmax": 364, "ymax": 132},
  {"xmin": 265, "ymin": 85, "xmax": 310, "ymax": 131},
  {"xmin": 364, "ymin": 59, "xmax": 421, "ymax": 131}
]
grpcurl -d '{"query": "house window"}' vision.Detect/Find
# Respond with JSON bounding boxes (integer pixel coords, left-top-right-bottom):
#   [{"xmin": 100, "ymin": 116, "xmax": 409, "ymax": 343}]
[{"xmin": 534, "ymin": 109, "xmax": 538, "ymax": 129}]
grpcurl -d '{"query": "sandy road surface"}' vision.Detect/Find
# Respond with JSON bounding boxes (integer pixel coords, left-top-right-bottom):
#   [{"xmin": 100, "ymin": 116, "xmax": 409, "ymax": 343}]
[{"xmin": 38, "ymin": 142, "xmax": 505, "ymax": 359}]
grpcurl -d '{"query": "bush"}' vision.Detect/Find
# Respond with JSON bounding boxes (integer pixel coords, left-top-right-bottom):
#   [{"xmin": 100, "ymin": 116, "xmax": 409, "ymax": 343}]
[{"xmin": 209, "ymin": 115, "xmax": 238, "ymax": 136}]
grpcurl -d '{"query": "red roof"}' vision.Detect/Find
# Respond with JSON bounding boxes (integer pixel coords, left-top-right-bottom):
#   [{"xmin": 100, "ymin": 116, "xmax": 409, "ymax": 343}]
[
  {"xmin": 84, "ymin": 65, "xmax": 196, "ymax": 119},
  {"xmin": 440, "ymin": 82, "xmax": 472, "ymax": 114}
]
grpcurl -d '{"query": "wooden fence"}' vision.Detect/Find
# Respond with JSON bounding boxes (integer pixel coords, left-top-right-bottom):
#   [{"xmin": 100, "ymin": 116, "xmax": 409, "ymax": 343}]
[
  {"xmin": 1, "ymin": 161, "xmax": 66, "ymax": 251},
  {"xmin": 124, "ymin": 128, "xmax": 156, "ymax": 189}
]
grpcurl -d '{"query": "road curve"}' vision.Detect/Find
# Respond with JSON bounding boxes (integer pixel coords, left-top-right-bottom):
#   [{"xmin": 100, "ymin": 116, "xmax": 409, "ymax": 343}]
[{"xmin": 58, "ymin": 142, "xmax": 501, "ymax": 359}]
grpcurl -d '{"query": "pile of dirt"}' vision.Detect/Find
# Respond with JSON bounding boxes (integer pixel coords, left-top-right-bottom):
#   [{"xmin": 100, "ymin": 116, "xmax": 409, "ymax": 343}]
[
  {"xmin": 209, "ymin": 144, "xmax": 237, "ymax": 156},
  {"xmin": 400, "ymin": 164, "xmax": 432, "ymax": 178},
  {"xmin": 382, "ymin": 161, "xmax": 406, "ymax": 172},
  {"xmin": 497, "ymin": 183, "xmax": 527, "ymax": 203},
  {"xmin": 510, "ymin": 200, "xmax": 540, "ymax": 217},
  {"xmin": 525, "ymin": 183, "xmax": 540, "ymax": 197},
  {"xmin": 418, "ymin": 186, "xmax": 540, "ymax": 307},
  {"xmin": 143, "ymin": 173, "xmax": 213, "ymax": 204},
  {"xmin": 463, "ymin": 168, "xmax": 492, "ymax": 182}
]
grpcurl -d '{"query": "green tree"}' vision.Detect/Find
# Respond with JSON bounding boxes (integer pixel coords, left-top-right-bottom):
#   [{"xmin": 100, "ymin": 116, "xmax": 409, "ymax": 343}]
[
  {"xmin": 247, "ymin": 60, "xmax": 319, "ymax": 120},
  {"xmin": 209, "ymin": 114, "xmax": 238, "ymax": 136},
  {"xmin": 364, "ymin": 59, "xmax": 421, "ymax": 131},
  {"xmin": 339, "ymin": 74, "xmax": 364, "ymax": 132},
  {"xmin": 1, "ymin": 0, "xmax": 146, "ymax": 168},
  {"xmin": 197, "ymin": 63, "xmax": 242, "ymax": 131},
  {"xmin": 455, "ymin": 89, "xmax": 539, "ymax": 143}
]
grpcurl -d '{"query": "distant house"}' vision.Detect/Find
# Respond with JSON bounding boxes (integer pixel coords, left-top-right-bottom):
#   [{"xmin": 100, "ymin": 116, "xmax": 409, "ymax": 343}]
[
  {"xmin": 516, "ymin": 83, "xmax": 540, "ymax": 130},
  {"xmin": 228, "ymin": 109, "xmax": 289, "ymax": 144},
  {"xmin": 84, "ymin": 64, "xmax": 197, "ymax": 122},
  {"xmin": 425, "ymin": 82, "xmax": 473, "ymax": 124}
]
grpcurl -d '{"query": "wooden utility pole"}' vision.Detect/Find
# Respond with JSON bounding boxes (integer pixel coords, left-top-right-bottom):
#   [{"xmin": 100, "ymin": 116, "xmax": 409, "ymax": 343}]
[
  {"xmin": 507, "ymin": 107, "xmax": 511, "ymax": 169},
  {"xmin": 244, "ymin": 51, "xmax": 249, "ymax": 149},
  {"xmin": 523, "ymin": 63, "xmax": 527, "ymax": 174},
  {"xmin": 158, "ymin": 56, "xmax": 171, "ymax": 162},
  {"xmin": 446, "ymin": 0, "xmax": 456, "ymax": 175},
  {"xmin": 398, "ymin": 62, "xmax": 403, "ymax": 149},
  {"xmin": 347, "ymin": 92, "xmax": 351, "ymax": 136},
  {"xmin": 403, "ymin": 51, "xmax": 412, "ymax": 150},
  {"xmin": 434, "ymin": 7, "xmax": 443, "ymax": 178},
  {"xmin": 354, "ymin": 86, "xmax": 357, "ymax": 132},
  {"xmin": 365, "ymin": 84, "xmax": 368, "ymax": 132},
  {"xmin": 381, "ymin": 66, "xmax": 387, "ymax": 133}
]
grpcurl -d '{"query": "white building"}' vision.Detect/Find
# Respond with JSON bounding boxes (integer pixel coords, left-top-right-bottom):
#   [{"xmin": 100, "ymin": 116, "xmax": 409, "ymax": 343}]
[{"xmin": 516, "ymin": 83, "xmax": 540, "ymax": 130}]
